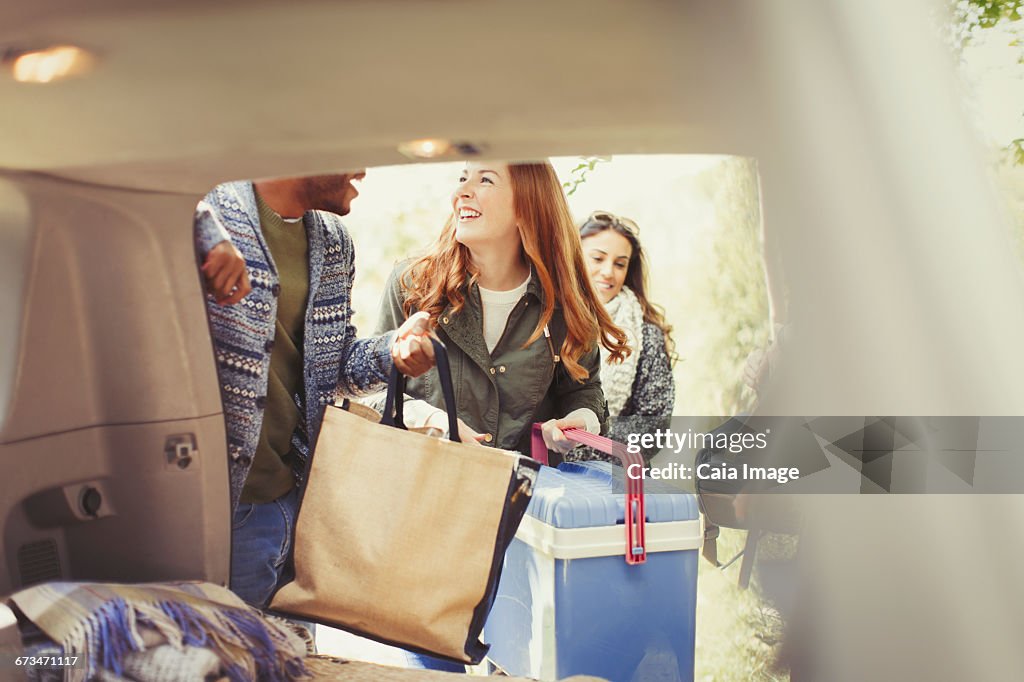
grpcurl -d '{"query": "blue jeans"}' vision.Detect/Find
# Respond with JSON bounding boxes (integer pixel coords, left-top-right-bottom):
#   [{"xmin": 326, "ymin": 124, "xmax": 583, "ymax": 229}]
[
  {"xmin": 404, "ymin": 651, "xmax": 465, "ymax": 673},
  {"xmin": 230, "ymin": 486, "xmax": 302, "ymax": 608},
  {"xmin": 230, "ymin": 487, "xmax": 316, "ymax": 644}
]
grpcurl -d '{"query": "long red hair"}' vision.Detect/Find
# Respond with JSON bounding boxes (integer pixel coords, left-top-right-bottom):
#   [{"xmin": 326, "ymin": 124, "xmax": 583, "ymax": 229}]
[{"xmin": 402, "ymin": 162, "xmax": 630, "ymax": 382}]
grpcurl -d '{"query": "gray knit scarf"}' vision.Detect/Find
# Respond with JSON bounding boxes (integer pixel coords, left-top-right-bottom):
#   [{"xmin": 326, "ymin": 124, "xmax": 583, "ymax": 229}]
[{"xmin": 600, "ymin": 286, "xmax": 644, "ymax": 415}]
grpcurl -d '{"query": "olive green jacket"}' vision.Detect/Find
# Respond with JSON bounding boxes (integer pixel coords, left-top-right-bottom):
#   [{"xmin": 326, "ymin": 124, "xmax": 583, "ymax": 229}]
[{"xmin": 374, "ymin": 263, "xmax": 608, "ymax": 455}]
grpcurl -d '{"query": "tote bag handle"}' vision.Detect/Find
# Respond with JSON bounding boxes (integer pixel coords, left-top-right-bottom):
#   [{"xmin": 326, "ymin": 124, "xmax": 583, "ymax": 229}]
[
  {"xmin": 380, "ymin": 336, "xmax": 461, "ymax": 443},
  {"xmin": 530, "ymin": 425, "xmax": 647, "ymax": 564}
]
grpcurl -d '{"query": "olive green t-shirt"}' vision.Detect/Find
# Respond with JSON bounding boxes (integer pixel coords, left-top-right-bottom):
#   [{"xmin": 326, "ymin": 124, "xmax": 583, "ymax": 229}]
[{"xmin": 239, "ymin": 193, "xmax": 310, "ymax": 504}]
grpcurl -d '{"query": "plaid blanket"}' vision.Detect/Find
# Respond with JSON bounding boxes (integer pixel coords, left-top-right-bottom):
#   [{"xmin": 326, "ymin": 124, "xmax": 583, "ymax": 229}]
[{"xmin": 7, "ymin": 581, "xmax": 308, "ymax": 682}]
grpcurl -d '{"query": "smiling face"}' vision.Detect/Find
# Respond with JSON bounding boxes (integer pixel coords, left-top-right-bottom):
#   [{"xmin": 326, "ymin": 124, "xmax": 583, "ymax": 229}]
[
  {"xmin": 451, "ymin": 162, "xmax": 520, "ymax": 251},
  {"xmin": 583, "ymin": 228, "xmax": 634, "ymax": 303}
]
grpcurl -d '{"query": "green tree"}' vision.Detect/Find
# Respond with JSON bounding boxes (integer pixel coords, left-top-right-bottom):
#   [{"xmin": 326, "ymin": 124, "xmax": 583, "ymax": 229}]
[
  {"xmin": 953, "ymin": 0, "xmax": 1022, "ymax": 35},
  {"xmin": 674, "ymin": 157, "xmax": 770, "ymax": 416},
  {"xmin": 949, "ymin": 0, "xmax": 1024, "ymax": 163}
]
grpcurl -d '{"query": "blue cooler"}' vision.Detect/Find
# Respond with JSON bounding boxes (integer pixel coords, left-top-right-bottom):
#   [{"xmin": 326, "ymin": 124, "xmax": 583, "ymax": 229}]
[{"xmin": 485, "ymin": 461, "xmax": 701, "ymax": 682}]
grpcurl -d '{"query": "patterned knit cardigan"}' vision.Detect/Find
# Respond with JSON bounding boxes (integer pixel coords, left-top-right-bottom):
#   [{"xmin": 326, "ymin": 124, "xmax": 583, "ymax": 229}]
[{"xmin": 194, "ymin": 181, "xmax": 393, "ymax": 511}]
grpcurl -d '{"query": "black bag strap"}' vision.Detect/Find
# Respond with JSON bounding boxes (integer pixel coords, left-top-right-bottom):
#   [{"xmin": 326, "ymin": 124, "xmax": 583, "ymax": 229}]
[
  {"xmin": 702, "ymin": 522, "xmax": 721, "ymax": 567},
  {"xmin": 380, "ymin": 336, "xmax": 461, "ymax": 443}
]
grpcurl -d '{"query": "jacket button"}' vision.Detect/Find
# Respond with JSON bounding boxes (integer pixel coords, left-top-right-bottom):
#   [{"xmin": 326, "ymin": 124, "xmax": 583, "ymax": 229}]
[
  {"xmin": 442, "ymin": 316, "xmax": 449, "ymax": 324},
  {"xmin": 238, "ymin": 454, "xmax": 252, "ymax": 466},
  {"xmin": 271, "ymin": 283, "xmax": 281, "ymax": 297},
  {"xmin": 264, "ymin": 339, "xmax": 275, "ymax": 352},
  {"xmin": 483, "ymin": 433, "xmax": 493, "ymax": 443},
  {"xmin": 255, "ymin": 396, "xmax": 267, "ymax": 409},
  {"xmin": 499, "ymin": 366, "xmax": 507, "ymax": 373},
  {"xmin": 489, "ymin": 367, "xmax": 496, "ymax": 375}
]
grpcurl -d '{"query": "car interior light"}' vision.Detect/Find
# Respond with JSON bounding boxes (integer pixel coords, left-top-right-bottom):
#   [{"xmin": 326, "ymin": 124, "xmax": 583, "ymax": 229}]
[
  {"xmin": 398, "ymin": 138, "xmax": 453, "ymax": 159},
  {"xmin": 6, "ymin": 45, "xmax": 96, "ymax": 84}
]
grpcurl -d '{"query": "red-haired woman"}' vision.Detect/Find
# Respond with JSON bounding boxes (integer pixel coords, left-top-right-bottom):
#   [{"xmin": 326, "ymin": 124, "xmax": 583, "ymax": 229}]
[
  {"xmin": 377, "ymin": 161, "xmax": 629, "ymax": 671},
  {"xmin": 375, "ymin": 160, "xmax": 630, "ymax": 461}
]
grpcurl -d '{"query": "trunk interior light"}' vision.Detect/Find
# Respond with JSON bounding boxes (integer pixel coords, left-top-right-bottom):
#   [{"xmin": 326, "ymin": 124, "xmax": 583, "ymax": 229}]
[
  {"xmin": 6, "ymin": 45, "xmax": 96, "ymax": 84},
  {"xmin": 398, "ymin": 138, "xmax": 453, "ymax": 159}
]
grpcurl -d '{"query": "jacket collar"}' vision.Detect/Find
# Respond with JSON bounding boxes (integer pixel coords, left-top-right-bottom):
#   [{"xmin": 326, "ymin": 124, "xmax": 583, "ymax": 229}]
[{"xmin": 439, "ymin": 268, "xmax": 549, "ymax": 371}]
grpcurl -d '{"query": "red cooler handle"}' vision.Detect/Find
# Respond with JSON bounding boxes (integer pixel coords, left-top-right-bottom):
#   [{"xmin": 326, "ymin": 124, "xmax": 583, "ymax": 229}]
[{"xmin": 530, "ymin": 424, "xmax": 647, "ymax": 565}]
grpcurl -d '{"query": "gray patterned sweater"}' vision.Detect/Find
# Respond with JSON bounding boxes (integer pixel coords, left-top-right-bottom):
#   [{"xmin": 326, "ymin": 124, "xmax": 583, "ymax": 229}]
[{"xmin": 194, "ymin": 182, "xmax": 394, "ymax": 511}]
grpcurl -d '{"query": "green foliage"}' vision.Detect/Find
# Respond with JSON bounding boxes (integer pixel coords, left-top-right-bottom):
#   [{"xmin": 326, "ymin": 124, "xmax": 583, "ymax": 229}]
[
  {"xmin": 696, "ymin": 528, "xmax": 790, "ymax": 681},
  {"xmin": 955, "ymin": 0, "xmax": 1023, "ymax": 35},
  {"xmin": 947, "ymin": 1, "xmax": 1024, "ymax": 164},
  {"xmin": 672, "ymin": 157, "xmax": 771, "ymax": 415},
  {"xmin": 1011, "ymin": 138, "xmax": 1024, "ymax": 165},
  {"xmin": 946, "ymin": 0, "xmax": 1022, "ymax": 49},
  {"xmin": 562, "ymin": 156, "xmax": 611, "ymax": 196}
]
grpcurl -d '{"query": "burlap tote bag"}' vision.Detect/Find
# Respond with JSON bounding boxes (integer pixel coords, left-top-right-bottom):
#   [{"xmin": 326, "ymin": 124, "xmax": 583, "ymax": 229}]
[{"xmin": 269, "ymin": 339, "xmax": 540, "ymax": 664}]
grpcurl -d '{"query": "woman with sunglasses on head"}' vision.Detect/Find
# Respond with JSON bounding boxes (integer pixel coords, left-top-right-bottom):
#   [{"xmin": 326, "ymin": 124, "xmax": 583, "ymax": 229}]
[
  {"xmin": 564, "ymin": 210, "xmax": 677, "ymax": 464},
  {"xmin": 374, "ymin": 162, "xmax": 630, "ymax": 672}
]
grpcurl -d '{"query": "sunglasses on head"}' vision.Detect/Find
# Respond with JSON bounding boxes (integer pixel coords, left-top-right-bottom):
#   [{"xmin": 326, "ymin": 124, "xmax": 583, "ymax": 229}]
[{"xmin": 583, "ymin": 210, "xmax": 640, "ymax": 237}]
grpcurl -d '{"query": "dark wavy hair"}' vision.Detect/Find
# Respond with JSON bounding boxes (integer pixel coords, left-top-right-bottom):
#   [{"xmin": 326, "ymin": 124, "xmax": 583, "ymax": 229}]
[{"xmin": 579, "ymin": 211, "xmax": 677, "ymax": 365}]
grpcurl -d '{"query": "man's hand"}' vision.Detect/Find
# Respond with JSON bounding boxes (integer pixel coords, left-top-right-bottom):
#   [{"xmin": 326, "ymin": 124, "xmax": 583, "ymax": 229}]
[
  {"xmin": 392, "ymin": 311, "xmax": 436, "ymax": 378},
  {"xmin": 202, "ymin": 240, "xmax": 251, "ymax": 305}
]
